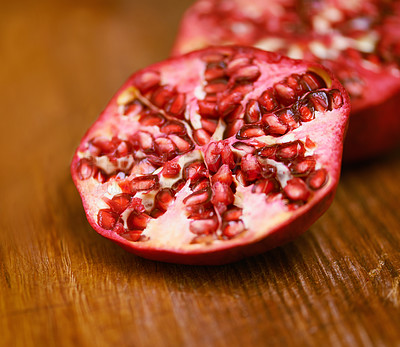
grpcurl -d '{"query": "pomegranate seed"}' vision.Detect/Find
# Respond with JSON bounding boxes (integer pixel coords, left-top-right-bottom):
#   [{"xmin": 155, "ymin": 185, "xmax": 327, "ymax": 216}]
[
  {"xmin": 308, "ymin": 92, "xmax": 329, "ymax": 112},
  {"xmin": 232, "ymin": 142, "xmax": 255, "ymax": 154},
  {"xmin": 171, "ymin": 179, "xmax": 186, "ymax": 193},
  {"xmin": 298, "ymin": 103, "xmax": 315, "ymax": 122},
  {"xmin": 226, "ymin": 56, "xmax": 250, "ymax": 74},
  {"xmin": 276, "ymin": 141, "xmax": 305, "ymax": 162},
  {"xmin": 191, "ymin": 178, "xmax": 210, "ymax": 192},
  {"xmin": 120, "ymin": 231, "xmax": 142, "ymax": 242},
  {"xmin": 231, "ymin": 64, "xmax": 261, "ymax": 83},
  {"xmin": 94, "ymin": 170, "xmax": 107, "ymax": 183},
  {"xmin": 256, "ymin": 145, "xmax": 277, "ymax": 159},
  {"xmin": 150, "ymin": 208, "xmax": 165, "ymax": 218},
  {"xmin": 224, "ymin": 119, "xmax": 244, "ymax": 138},
  {"xmin": 237, "ymin": 124, "xmax": 266, "ymax": 139},
  {"xmin": 223, "ymin": 220, "xmax": 245, "ymax": 238},
  {"xmin": 204, "ymin": 66, "xmax": 226, "ymax": 81},
  {"xmin": 139, "ymin": 113, "xmax": 166, "ymax": 127},
  {"xmin": 155, "ymin": 137, "xmax": 177, "ymax": 154},
  {"xmin": 198, "ymin": 97, "xmax": 219, "ymax": 117},
  {"xmin": 161, "ymin": 161, "xmax": 181, "ymax": 178},
  {"xmin": 127, "ymin": 211, "xmax": 150, "ymax": 230},
  {"xmin": 212, "ymin": 164, "xmax": 233, "ymax": 185},
  {"xmin": 115, "ymin": 141, "xmax": 131, "ymax": 157},
  {"xmin": 106, "ymin": 193, "xmax": 133, "ymax": 214},
  {"xmin": 241, "ymin": 154, "xmax": 262, "ymax": 182},
  {"xmin": 252, "ymin": 179, "xmax": 276, "ymax": 195},
  {"xmin": 307, "ymin": 168, "xmax": 328, "ymax": 190},
  {"xmin": 98, "ymin": 209, "xmax": 119, "ymax": 230},
  {"xmin": 161, "ymin": 121, "xmax": 186, "ymax": 135},
  {"xmin": 151, "ymin": 85, "xmax": 175, "ymax": 108},
  {"xmin": 183, "ymin": 188, "xmax": 211, "ymax": 206},
  {"xmin": 284, "ymin": 178, "xmax": 310, "ymax": 202},
  {"xmin": 211, "ymin": 182, "xmax": 234, "ymax": 206},
  {"xmin": 235, "ymin": 169, "xmax": 246, "ymax": 186},
  {"xmin": 183, "ymin": 161, "xmax": 208, "ymax": 181},
  {"xmin": 222, "ymin": 207, "xmax": 243, "ymax": 221},
  {"xmin": 154, "ymin": 188, "xmax": 175, "ymax": 211},
  {"xmin": 276, "ymin": 108, "xmax": 299, "ymax": 129},
  {"xmin": 130, "ymin": 175, "xmax": 159, "ymax": 192},
  {"xmin": 286, "ymin": 74, "xmax": 302, "ymax": 93},
  {"xmin": 205, "ymin": 142, "xmax": 223, "ymax": 172},
  {"xmin": 290, "ymin": 157, "xmax": 316, "ymax": 176},
  {"xmin": 204, "ymin": 81, "xmax": 227, "ymax": 94},
  {"xmin": 221, "ymin": 145, "xmax": 235, "ymax": 169},
  {"xmin": 329, "ymin": 89, "xmax": 343, "ymax": 109},
  {"xmin": 244, "ymin": 99, "xmax": 261, "ymax": 123},
  {"xmin": 77, "ymin": 158, "xmax": 95, "ymax": 180},
  {"xmin": 169, "ymin": 135, "xmax": 193, "ymax": 153},
  {"xmin": 301, "ymin": 71, "xmax": 326, "ymax": 91},
  {"xmin": 218, "ymin": 89, "xmax": 244, "ymax": 116},
  {"xmin": 201, "ymin": 51, "xmax": 228, "ymax": 63},
  {"xmin": 261, "ymin": 164, "xmax": 277, "ymax": 179},
  {"xmin": 258, "ymin": 88, "xmax": 278, "ymax": 112},
  {"xmin": 193, "ymin": 128, "xmax": 211, "ymax": 145},
  {"xmin": 188, "ymin": 205, "xmax": 215, "ymax": 220},
  {"xmin": 134, "ymin": 131, "xmax": 154, "ymax": 152},
  {"xmin": 189, "ymin": 217, "xmax": 218, "ymax": 235},
  {"xmin": 165, "ymin": 93, "xmax": 186, "ymax": 118},
  {"xmin": 262, "ymin": 113, "xmax": 288, "ymax": 135},
  {"xmin": 305, "ymin": 137, "xmax": 316, "ymax": 149},
  {"xmin": 123, "ymin": 100, "xmax": 144, "ymax": 116},
  {"xmin": 134, "ymin": 70, "xmax": 160, "ymax": 93},
  {"xmin": 224, "ymin": 104, "xmax": 244, "ymax": 123},
  {"xmin": 201, "ymin": 118, "xmax": 218, "ymax": 134}
]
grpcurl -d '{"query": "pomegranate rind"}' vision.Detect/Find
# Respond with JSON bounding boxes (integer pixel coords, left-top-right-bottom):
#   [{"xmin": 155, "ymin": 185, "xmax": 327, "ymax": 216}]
[
  {"xmin": 71, "ymin": 46, "xmax": 350, "ymax": 265},
  {"xmin": 172, "ymin": 0, "xmax": 400, "ymax": 162}
]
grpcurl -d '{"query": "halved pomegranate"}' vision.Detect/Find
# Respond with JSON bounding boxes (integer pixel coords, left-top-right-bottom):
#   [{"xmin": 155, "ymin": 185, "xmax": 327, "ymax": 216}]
[
  {"xmin": 71, "ymin": 46, "xmax": 349, "ymax": 265},
  {"xmin": 172, "ymin": 0, "xmax": 400, "ymax": 162}
]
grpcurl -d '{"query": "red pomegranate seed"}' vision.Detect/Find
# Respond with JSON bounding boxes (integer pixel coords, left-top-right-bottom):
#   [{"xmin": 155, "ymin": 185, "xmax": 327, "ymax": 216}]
[
  {"xmin": 121, "ymin": 230, "xmax": 142, "ymax": 242},
  {"xmin": 183, "ymin": 188, "xmax": 211, "ymax": 206},
  {"xmin": 329, "ymin": 89, "xmax": 343, "ymax": 109},
  {"xmin": 134, "ymin": 70, "xmax": 160, "ymax": 93},
  {"xmin": 188, "ymin": 205, "xmax": 215, "ymax": 220},
  {"xmin": 235, "ymin": 169, "xmax": 246, "ymax": 186},
  {"xmin": 223, "ymin": 220, "xmax": 245, "ymax": 238},
  {"xmin": 106, "ymin": 193, "xmax": 133, "ymax": 214},
  {"xmin": 77, "ymin": 158, "xmax": 95, "ymax": 180},
  {"xmin": 198, "ymin": 97, "xmax": 219, "ymax": 117},
  {"xmin": 231, "ymin": 64, "xmax": 261, "ymax": 83},
  {"xmin": 169, "ymin": 135, "xmax": 193, "ymax": 153},
  {"xmin": 161, "ymin": 161, "xmax": 181, "ymax": 178},
  {"xmin": 161, "ymin": 121, "xmax": 186, "ymax": 135},
  {"xmin": 183, "ymin": 161, "xmax": 208, "ymax": 181},
  {"xmin": 204, "ymin": 81, "xmax": 227, "ymax": 94},
  {"xmin": 204, "ymin": 66, "xmax": 226, "ymax": 81},
  {"xmin": 123, "ymin": 100, "xmax": 144, "ymax": 116},
  {"xmin": 226, "ymin": 56, "xmax": 250, "ymax": 74},
  {"xmin": 211, "ymin": 182, "xmax": 234, "ymax": 206},
  {"xmin": 298, "ymin": 103, "xmax": 315, "ymax": 122},
  {"xmin": 154, "ymin": 188, "xmax": 175, "ymax": 211},
  {"xmin": 135, "ymin": 131, "xmax": 154, "ymax": 152},
  {"xmin": 150, "ymin": 208, "xmax": 165, "ymax": 218},
  {"xmin": 130, "ymin": 175, "xmax": 159, "ymax": 192},
  {"xmin": 286, "ymin": 74, "xmax": 302, "ymax": 93},
  {"xmin": 171, "ymin": 179, "xmax": 186, "ymax": 193},
  {"xmin": 224, "ymin": 104, "xmax": 244, "ymax": 123},
  {"xmin": 283, "ymin": 178, "xmax": 310, "ymax": 202},
  {"xmin": 241, "ymin": 154, "xmax": 262, "ymax": 182},
  {"xmin": 201, "ymin": 52, "xmax": 227, "ymax": 63},
  {"xmin": 151, "ymin": 85, "xmax": 175, "ymax": 108},
  {"xmin": 98, "ymin": 209, "xmax": 119, "ymax": 230},
  {"xmin": 276, "ymin": 141, "xmax": 305, "ymax": 162},
  {"xmin": 193, "ymin": 128, "xmax": 212, "ymax": 145},
  {"xmin": 290, "ymin": 157, "xmax": 316, "ymax": 176},
  {"xmin": 307, "ymin": 168, "xmax": 328, "ymax": 190},
  {"xmin": 261, "ymin": 164, "xmax": 277, "ymax": 179},
  {"xmin": 301, "ymin": 71, "xmax": 326, "ymax": 91},
  {"xmin": 237, "ymin": 124, "xmax": 266, "ymax": 139},
  {"xmin": 191, "ymin": 178, "xmax": 210, "ymax": 192},
  {"xmin": 252, "ymin": 179, "xmax": 275, "ymax": 195},
  {"xmin": 155, "ymin": 137, "xmax": 177, "ymax": 154},
  {"xmin": 221, "ymin": 145, "xmax": 235, "ymax": 169},
  {"xmin": 224, "ymin": 119, "xmax": 244, "ymax": 138},
  {"xmin": 165, "ymin": 93, "xmax": 186, "ymax": 118},
  {"xmin": 244, "ymin": 99, "xmax": 261, "ymax": 123},
  {"xmin": 277, "ymin": 108, "xmax": 299, "ymax": 129},
  {"xmin": 222, "ymin": 207, "xmax": 243, "ymax": 221},
  {"xmin": 232, "ymin": 142, "xmax": 255, "ymax": 154},
  {"xmin": 211, "ymin": 164, "xmax": 233, "ymax": 185},
  {"xmin": 262, "ymin": 113, "xmax": 288, "ymax": 135},
  {"xmin": 139, "ymin": 112, "xmax": 166, "ymax": 126},
  {"xmin": 201, "ymin": 118, "xmax": 218, "ymax": 134},
  {"xmin": 218, "ymin": 89, "xmax": 244, "ymax": 116},
  {"xmin": 258, "ymin": 88, "xmax": 278, "ymax": 112},
  {"xmin": 309, "ymin": 91, "xmax": 329, "ymax": 112},
  {"xmin": 94, "ymin": 170, "xmax": 107, "ymax": 183},
  {"xmin": 256, "ymin": 145, "xmax": 277, "ymax": 159},
  {"xmin": 204, "ymin": 142, "xmax": 224, "ymax": 172},
  {"xmin": 127, "ymin": 211, "xmax": 150, "ymax": 230},
  {"xmin": 189, "ymin": 217, "xmax": 218, "ymax": 235}
]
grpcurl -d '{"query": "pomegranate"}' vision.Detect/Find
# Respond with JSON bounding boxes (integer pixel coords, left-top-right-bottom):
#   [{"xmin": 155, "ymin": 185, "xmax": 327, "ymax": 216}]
[
  {"xmin": 71, "ymin": 46, "xmax": 350, "ymax": 265},
  {"xmin": 172, "ymin": 0, "xmax": 400, "ymax": 162}
]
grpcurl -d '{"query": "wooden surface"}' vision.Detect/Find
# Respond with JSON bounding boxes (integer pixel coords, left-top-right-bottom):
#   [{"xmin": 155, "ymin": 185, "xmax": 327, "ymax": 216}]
[{"xmin": 1, "ymin": 1, "xmax": 400, "ymax": 346}]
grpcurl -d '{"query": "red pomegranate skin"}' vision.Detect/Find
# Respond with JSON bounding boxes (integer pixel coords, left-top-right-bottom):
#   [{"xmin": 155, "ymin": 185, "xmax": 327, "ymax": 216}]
[
  {"xmin": 172, "ymin": 0, "xmax": 400, "ymax": 162},
  {"xmin": 71, "ymin": 46, "xmax": 350, "ymax": 265}
]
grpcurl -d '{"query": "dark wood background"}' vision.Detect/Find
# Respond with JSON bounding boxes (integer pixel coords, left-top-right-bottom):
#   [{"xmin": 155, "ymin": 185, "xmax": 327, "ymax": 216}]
[{"xmin": 1, "ymin": 1, "xmax": 400, "ymax": 346}]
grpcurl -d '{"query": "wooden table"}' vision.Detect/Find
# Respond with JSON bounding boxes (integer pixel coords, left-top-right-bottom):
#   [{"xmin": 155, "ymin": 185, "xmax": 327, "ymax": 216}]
[{"xmin": 1, "ymin": 1, "xmax": 400, "ymax": 346}]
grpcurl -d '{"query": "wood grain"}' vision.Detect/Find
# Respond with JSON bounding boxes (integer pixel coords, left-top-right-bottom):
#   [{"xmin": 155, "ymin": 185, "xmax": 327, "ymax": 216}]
[{"xmin": 1, "ymin": 1, "xmax": 400, "ymax": 346}]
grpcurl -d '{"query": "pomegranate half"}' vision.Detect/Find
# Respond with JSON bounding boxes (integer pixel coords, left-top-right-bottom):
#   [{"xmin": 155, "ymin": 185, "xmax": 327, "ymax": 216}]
[
  {"xmin": 172, "ymin": 0, "xmax": 400, "ymax": 162},
  {"xmin": 71, "ymin": 46, "xmax": 350, "ymax": 265}
]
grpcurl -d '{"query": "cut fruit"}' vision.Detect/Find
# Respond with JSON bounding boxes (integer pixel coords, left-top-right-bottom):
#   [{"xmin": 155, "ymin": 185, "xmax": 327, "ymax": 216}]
[{"xmin": 71, "ymin": 46, "xmax": 350, "ymax": 265}]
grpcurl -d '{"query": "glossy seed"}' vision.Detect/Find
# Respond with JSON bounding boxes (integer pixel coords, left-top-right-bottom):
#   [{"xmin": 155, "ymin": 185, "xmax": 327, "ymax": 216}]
[
  {"xmin": 98, "ymin": 209, "xmax": 119, "ymax": 230},
  {"xmin": 193, "ymin": 128, "xmax": 212, "ymax": 146},
  {"xmin": 307, "ymin": 168, "xmax": 328, "ymax": 190},
  {"xmin": 258, "ymin": 88, "xmax": 278, "ymax": 112},
  {"xmin": 283, "ymin": 178, "xmax": 310, "ymax": 201},
  {"xmin": 262, "ymin": 114, "xmax": 288, "ymax": 135},
  {"xmin": 244, "ymin": 99, "xmax": 261, "ymax": 123},
  {"xmin": 237, "ymin": 124, "xmax": 266, "ymax": 139},
  {"xmin": 183, "ymin": 188, "xmax": 211, "ymax": 206}
]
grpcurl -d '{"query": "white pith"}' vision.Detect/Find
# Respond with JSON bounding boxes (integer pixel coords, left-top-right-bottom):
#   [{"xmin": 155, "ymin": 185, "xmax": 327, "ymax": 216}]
[{"xmin": 74, "ymin": 49, "xmax": 347, "ymax": 251}]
